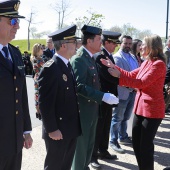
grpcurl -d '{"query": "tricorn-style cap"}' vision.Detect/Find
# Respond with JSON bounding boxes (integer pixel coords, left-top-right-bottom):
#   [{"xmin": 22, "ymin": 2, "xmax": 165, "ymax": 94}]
[
  {"xmin": 48, "ymin": 25, "xmax": 80, "ymax": 41},
  {"xmin": 81, "ymin": 25, "xmax": 102, "ymax": 35},
  {"xmin": 0, "ymin": 0, "xmax": 25, "ymax": 18},
  {"xmin": 102, "ymin": 31, "xmax": 121, "ymax": 44}
]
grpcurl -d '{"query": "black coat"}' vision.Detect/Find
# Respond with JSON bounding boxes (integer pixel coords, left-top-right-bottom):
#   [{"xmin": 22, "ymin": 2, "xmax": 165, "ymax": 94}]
[
  {"xmin": 42, "ymin": 48, "xmax": 55, "ymax": 62},
  {"xmin": 95, "ymin": 48, "xmax": 119, "ymax": 107},
  {"xmin": 0, "ymin": 44, "xmax": 32, "ymax": 156},
  {"xmin": 38, "ymin": 56, "xmax": 81, "ymax": 140}
]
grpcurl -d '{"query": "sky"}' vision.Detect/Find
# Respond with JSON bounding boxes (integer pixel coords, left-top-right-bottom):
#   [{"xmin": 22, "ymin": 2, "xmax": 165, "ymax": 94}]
[{"xmin": 15, "ymin": 0, "xmax": 168, "ymax": 40}]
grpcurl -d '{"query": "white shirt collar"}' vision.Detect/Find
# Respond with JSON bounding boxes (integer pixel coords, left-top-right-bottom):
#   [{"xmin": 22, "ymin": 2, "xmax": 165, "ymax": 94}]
[
  {"xmin": 56, "ymin": 54, "xmax": 69, "ymax": 66},
  {"xmin": 82, "ymin": 46, "xmax": 93, "ymax": 57},
  {"xmin": 0, "ymin": 44, "xmax": 8, "ymax": 51}
]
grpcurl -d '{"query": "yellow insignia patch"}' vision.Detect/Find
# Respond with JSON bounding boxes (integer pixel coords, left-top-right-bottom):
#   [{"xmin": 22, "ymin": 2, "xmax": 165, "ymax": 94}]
[{"xmin": 14, "ymin": 2, "xmax": 20, "ymax": 11}]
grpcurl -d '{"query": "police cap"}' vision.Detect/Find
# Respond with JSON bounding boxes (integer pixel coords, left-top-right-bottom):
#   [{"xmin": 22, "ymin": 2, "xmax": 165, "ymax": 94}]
[
  {"xmin": 102, "ymin": 31, "xmax": 121, "ymax": 44},
  {"xmin": 0, "ymin": 0, "xmax": 25, "ymax": 18},
  {"xmin": 48, "ymin": 25, "xmax": 80, "ymax": 41},
  {"xmin": 81, "ymin": 25, "xmax": 102, "ymax": 35}
]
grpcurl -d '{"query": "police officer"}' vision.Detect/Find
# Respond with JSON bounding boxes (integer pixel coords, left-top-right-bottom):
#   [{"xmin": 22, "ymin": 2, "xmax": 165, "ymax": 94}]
[
  {"xmin": 0, "ymin": 1, "xmax": 32, "ymax": 170},
  {"xmin": 91, "ymin": 31, "xmax": 121, "ymax": 169},
  {"xmin": 38, "ymin": 25, "xmax": 82, "ymax": 170},
  {"xmin": 70, "ymin": 25, "xmax": 119, "ymax": 170}
]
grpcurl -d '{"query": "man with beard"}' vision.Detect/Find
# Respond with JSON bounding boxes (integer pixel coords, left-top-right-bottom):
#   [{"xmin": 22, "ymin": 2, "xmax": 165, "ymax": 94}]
[{"xmin": 109, "ymin": 35, "xmax": 139, "ymax": 154}]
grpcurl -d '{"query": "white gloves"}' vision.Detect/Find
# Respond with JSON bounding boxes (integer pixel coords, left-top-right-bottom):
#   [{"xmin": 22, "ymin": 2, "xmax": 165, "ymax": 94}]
[{"xmin": 102, "ymin": 93, "xmax": 119, "ymax": 105}]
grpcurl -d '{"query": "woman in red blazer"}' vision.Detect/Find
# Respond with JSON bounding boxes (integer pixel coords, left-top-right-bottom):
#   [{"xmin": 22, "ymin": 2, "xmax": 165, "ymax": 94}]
[{"xmin": 101, "ymin": 35, "xmax": 166, "ymax": 170}]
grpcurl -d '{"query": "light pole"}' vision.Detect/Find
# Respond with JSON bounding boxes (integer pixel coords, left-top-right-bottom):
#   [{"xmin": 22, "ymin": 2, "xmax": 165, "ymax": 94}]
[{"xmin": 166, "ymin": 0, "xmax": 169, "ymax": 39}]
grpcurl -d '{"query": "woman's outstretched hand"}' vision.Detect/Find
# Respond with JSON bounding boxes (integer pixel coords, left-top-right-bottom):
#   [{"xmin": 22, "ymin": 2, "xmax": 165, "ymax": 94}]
[
  {"xmin": 100, "ymin": 57, "xmax": 115, "ymax": 68},
  {"xmin": 100, "ymin": 57, "xmax": 120, "ymax": 78},
  {"xmin": 108, "ymin": 68, "xmax": 120, "ymax": 78}
]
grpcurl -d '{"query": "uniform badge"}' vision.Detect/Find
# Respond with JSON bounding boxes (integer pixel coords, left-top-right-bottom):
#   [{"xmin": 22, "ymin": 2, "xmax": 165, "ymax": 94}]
[{"xmin": 63, "ymin": 74, "xmax": 67, "ymax": 81}]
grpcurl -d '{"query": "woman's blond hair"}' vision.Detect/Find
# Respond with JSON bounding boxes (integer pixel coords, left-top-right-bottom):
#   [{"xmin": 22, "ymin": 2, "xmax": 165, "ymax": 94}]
[
  {"xmin": 144, "ymin": 35, "xmax": 165, "ymax": 63},
  {"xmin": 30, "ymin": 43, "xmax": 42, "ymax": 62}
]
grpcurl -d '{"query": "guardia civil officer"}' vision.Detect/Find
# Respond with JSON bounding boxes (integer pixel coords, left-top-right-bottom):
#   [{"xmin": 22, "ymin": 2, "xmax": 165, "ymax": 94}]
[
  {"xmin": 0, "ymin": 1, "xmax": 33, "ymax": 170},
  {"xmin": 38, "ymin": 25, "xmax": 82, "ymax": 170},
  {"xmin": 70, "ymin": 25, "xmax": 119, "ymax": 170},
  {"xmin": 91, "ymin": 31, "xmax": 121, "ymax": 169}
]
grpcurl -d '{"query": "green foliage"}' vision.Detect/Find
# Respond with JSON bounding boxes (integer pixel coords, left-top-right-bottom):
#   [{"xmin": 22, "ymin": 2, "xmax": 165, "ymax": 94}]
[
  {"xmin": 10, "ymin": 39, "xmax": 46, "ymax": 54},
  {"xmin": 75, "ymin": 9, "xmax": 105, "ymax": 28}
]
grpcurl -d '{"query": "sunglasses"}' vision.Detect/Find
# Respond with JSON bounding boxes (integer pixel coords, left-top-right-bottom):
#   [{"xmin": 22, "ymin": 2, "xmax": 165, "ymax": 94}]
[{"xmin": 9, "ymin": 18, "xmax": 20, "ymax": 26}]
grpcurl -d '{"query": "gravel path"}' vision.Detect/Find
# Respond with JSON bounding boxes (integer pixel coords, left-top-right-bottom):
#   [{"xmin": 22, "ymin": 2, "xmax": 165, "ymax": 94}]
[{"xmin": 22, "ymin": 114, "xmax": 170, "ymax": 170}]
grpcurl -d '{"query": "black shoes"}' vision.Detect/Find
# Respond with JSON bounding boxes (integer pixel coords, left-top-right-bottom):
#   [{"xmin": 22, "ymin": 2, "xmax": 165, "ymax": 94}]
[
  {"xmin": 163, "ymin": 167, "xmax": 170, "ymax": 170},
  {"xmin": 109, "ymin": 142, "xmax": 125, "ymax": 154},
  {"xmin": 98, "ymin": 150, "xmax": 117, "ymax": 160},
  {"xmin": 119, "ymin": 137, "xmax": 132, "ymax": 145},
  {"xmin": 90, "ymin": 159, "xmax": 101, "ymax": 169}
]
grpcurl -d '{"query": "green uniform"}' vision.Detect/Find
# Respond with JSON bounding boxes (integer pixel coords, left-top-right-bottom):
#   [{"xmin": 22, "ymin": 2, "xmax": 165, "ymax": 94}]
[{"xmin": 71, "ymin": 46, "xmax": 104, "ymax": 170}]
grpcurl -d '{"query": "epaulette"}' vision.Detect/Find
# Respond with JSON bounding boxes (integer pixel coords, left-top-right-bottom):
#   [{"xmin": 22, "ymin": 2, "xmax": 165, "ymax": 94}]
[
  {"xmin": 77, "ymin": 50, "xmax": 83, "ymax": 57},
  {"xmin": 43, "ymin": 59, "xmax": 54, "ymax": 68}
]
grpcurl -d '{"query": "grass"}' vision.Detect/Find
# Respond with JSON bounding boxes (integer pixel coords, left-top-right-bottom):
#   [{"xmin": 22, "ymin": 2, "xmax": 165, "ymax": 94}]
[{"xmin": 11, "ymin": 39, "xmax": 46, "ymax": 54}]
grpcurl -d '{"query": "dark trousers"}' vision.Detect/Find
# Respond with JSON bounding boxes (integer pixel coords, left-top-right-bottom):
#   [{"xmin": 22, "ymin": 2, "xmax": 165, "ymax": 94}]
[
  {"xmin": 0, "ymin": 151, "xmax": 22, "ymax": 170},
  {"xmin": 132, "ymin": 114, "xmax": 162, "ymax": 170},
  {"xmin": 44, "ymin": 137, "xmax": 77, "ymax": 170},
  {"xmin": 92, "ymin": 102, "xmax": 112, "ymax": 160}
]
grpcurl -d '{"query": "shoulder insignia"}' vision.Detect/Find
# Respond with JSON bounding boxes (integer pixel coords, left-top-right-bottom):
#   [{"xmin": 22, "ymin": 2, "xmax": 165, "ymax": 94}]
[
  {"xmin": 43, "ymin": 59, "xmax": 54, "ymax": 68},
  {"xmin": 77, "ymin": 50, "xmax": 83, "ymax": 57}
]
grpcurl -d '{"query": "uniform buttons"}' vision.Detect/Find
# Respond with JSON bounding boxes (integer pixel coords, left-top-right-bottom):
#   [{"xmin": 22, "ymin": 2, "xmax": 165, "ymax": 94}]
[
  {"xmin": 16, "ymin": 99, "xmax": 18, "ymax": 103},
  {"xmin": 16, "ymin": 111, "xmax": 19, "ymax": 115},
  {"xmin": 59, "ymin": 117, "xmax": 62, "ymax": 120},
  {"xmin": 79, "ymin": 110, "xmax": 80, "ymax": 113},
  {"xmin": 67, "ymin": 87, "xmax": 69, "ymax": 90},
  {"xmin": 16, "ymin": 87, "xmax": 18, "ymax": 91},
  {"xmin": 108, "ymin": 91, "xmax": 110, "ymax": 92},
  {"xmin": 94, "ymin": 74, "xmax": 96, "ymax": 76},
  {"xmin": 88, "ymin": 100, "xmax": 90, "ymax": 102},
  {"xmin": 14, "ymin": 76, "xmax": 16, "ymax": 80},
  {"xmin": 95, "ymin": 101, "xmax": 97, "ymax": 103}
]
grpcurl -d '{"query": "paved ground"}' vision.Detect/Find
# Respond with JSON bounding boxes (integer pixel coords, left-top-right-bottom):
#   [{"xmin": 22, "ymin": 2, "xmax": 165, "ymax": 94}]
[{"xmin": 22, "ymin": 77, "xmax": 170, "ymax": 170}]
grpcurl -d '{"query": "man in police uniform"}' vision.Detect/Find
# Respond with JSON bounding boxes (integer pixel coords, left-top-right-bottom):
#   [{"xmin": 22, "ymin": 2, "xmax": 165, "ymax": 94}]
[
  {"xmin": 38, "ymin": 25, "xmax": 82, "ymax": 170},
  {"xmin": 0, "ymin": 1, "xmax": 32, "ymax": 170},
  {"xmin": 91, "ymin": 31, "xmax": 121, "ymax": 169},
  {"xmin": 70, "ymin": 25, "xmax": 119, "ymax": 170}
]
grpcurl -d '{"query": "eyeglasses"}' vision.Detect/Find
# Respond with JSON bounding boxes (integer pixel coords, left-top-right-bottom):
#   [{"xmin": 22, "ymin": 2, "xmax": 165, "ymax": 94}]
[
  {"xmin": 9, "ymin": 18, "xmax": 20, "ymax": 26},
  {"xmin": 65, "ymin": 40, "xmax": 77, "ymax": 45}
]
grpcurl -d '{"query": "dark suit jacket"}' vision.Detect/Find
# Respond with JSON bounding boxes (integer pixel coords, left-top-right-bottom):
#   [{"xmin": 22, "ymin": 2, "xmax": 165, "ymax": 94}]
[
  {"xmin": 94, "ymin": 48, "xmax": 119, "ymax": 108},
  {"xmin": 38, "ymin": 56, "xmax": 81, "ymax": 140},
  {"xmin": 0, "ymin": 44, "xmax": 32, "ymax": 156},
  {"xmin": 42, "ymin": 48, "xmax": 55, "ymax": 62},
  {"xmin": 95, "ymin": 48, "xmax": 119, "ymax": 95}
]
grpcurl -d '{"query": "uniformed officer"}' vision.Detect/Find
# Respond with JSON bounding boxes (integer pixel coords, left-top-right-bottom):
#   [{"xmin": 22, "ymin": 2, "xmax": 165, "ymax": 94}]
[
  {"xmin": 0, "ymin": 1, "xmax": 33, "ymax": 170},
  {"xmin": 91, "ymin": 31, "xmax": 121, "ymax": 169},
  {"xmin": 38, "ymin": 25, "xmax": 82, "ymax": 170},
  {"xmin": 70, "ymin": 25, "xmax": 119, "ymax": 170}
]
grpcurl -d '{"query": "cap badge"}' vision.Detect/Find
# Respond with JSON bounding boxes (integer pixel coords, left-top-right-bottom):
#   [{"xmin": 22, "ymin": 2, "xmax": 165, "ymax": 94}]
[
  {"xmin": 14, "ymin": 2, "xmax": 20, "ymax": 11},
  {"xmin": 63, "ymin": 74, "xmax": 67, "ymax": 81}
]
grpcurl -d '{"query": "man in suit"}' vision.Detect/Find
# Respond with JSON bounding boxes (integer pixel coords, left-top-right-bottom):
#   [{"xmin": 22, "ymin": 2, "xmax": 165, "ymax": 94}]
[
  {"xmin": 0, "ymin": 1, "xmax": 33, "ymax": 170},
  {"xmin": 109, "ymin": 35, "xmax": 139, "ymax": 154},
  {"xmin": 22, "ymin": 51, "xmax": 33, "ymax": 75},
  {"xmin": 70, "ymin": 25, "xmax": 119, "ymax": 170},
  {"xmin": 42, "ymin": 37, "xmax": 55, "ymax": 62},
  {"xmin": 90, "ymin": 31, "xmax": 121, "ymax": 169},
  {"xmin": 164, "ymin": 37, "xmax": 170, "ymax": 68},
  {"xmin": 38, "ymin": 25, "xmax": 82, "ymax": 170}
]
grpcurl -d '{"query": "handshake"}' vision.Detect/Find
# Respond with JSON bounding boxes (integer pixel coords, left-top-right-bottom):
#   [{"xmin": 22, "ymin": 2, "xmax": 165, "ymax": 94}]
[{"xmin": 102, "ymin": 93, "xmax": 119, "ymax": 105}]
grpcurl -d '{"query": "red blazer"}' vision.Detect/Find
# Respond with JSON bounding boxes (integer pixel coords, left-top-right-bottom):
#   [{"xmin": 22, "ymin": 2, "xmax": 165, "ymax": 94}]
[{"xmin": 116, "ymin": 59, "xmax": 166, "ymax": 118}]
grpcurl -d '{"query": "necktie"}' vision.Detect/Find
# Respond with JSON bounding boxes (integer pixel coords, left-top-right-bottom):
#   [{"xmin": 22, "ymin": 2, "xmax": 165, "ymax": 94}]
[
  {"xmin": 2, "ymin": 46, "xmax": 13, "ymax": 69},
  {"xmin": 67, "ymin": 62, "xmax": 72, "ymax": 74}
]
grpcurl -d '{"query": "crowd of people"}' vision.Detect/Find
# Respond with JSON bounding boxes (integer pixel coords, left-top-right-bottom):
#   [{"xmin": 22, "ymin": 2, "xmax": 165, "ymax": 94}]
[{"xmin": 0, "ymin": 0, "xmax": 169, "ymax": 170}]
